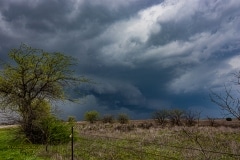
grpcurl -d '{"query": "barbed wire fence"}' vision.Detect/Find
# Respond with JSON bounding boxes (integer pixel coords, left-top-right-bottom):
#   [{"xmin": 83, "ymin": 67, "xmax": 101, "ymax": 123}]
[
  {"xmin": 43, "ymin": 125, "xmax": 240, "ymax": 160},
  {"xmin": 1, "ymin": 124, "xmax": 240, "ymax": 159}
]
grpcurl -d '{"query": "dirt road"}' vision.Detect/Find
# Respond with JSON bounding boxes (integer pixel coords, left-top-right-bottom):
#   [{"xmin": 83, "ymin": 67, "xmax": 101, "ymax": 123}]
[{"xmin": 0, "ymin": 125, "xmax": 18, "ymax": 129}]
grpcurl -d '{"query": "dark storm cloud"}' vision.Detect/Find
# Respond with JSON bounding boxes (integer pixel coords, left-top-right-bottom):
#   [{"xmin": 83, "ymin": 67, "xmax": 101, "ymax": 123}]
[{"xmin": 1, "ymin": 0, "xmax": 240, "ymax": 119}]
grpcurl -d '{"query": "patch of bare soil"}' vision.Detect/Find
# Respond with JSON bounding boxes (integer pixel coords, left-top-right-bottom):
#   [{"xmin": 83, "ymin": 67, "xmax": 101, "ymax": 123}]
[{"xmin": 0, "ymin": 125, "xmax": 19, "ymax": 129}]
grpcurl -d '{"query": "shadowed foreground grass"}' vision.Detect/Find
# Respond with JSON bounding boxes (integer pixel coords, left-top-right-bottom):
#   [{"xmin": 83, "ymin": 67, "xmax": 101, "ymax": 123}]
[
  {"xmin": 0, "ymin": 127, "xmax": 73, "ymax": 160},
  {"xmin": 0, "ymin": 127, "xmax": 47, "ymax": 160}
]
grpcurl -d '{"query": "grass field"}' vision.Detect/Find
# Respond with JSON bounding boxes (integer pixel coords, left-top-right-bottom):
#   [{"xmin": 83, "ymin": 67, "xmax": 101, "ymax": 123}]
[
  {"xmin": 0, "ymin": 127, "xmax": 47, "ymax": 160},
  {"xmin": 0, "ymin": 120, "xmax": 240, "ymax": 160}
]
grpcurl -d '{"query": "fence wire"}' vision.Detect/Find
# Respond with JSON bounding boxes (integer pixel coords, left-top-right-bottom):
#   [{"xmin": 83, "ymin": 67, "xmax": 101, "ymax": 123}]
[
  {"xmin": 79, "ymin": 133, "xmax": 240, "ymax": 158},
  {"xmin": 3, "ymin": 125, "xmax": 239, "ymax": 160},
  {"xmin": 35, "ymin": 125, "xmax": 238, "ymax": 159},
  {"xmin": 77, "ymin": 136, "xmax": 179, "ymax": 160}
]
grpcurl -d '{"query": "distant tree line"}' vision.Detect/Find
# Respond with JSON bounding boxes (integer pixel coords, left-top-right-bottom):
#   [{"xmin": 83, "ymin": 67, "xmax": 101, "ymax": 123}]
[
  {"xmin": 152, "ymin": 108, "xmax": 201, "ymax": 126},
  {"xmin": 83, "ymin": 108, "xmax": 237, "ymax": 128},
  {"xmin": 84, "ymin": 110, "xmax": 129, "ymax": 124}
]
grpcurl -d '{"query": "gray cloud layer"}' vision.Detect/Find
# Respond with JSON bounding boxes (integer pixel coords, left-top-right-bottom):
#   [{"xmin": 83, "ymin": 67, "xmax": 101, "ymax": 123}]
[{"xmin": 1, "ymin": 0, "xmax": 240, "ymax": 119}]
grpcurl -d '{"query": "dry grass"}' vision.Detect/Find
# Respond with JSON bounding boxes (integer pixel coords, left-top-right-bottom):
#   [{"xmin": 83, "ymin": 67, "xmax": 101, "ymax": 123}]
[
  {"xmin": 2, "ymin": 119, "xmax": 239, "ymax": 159},
  {"xmin": 72, "ymin": 119, "xmax": 240, "ymax": 159}
]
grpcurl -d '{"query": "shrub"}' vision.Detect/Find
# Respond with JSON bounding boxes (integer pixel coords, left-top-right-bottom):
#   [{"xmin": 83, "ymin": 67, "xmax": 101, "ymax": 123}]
[
  {"xmin": 184, "ymin": 110, "xmax": 200, "ymax": 126},
  {"xmin": 115, "ymin": 124, "xmax": 135, "ymax": 132},
  {"xmin": 168, "ymin": 109, "xmax": 184, "ymax": 126},
  {"xmin": 226, "ymin": 117, "xmax": 232, "ymax": 121},
  {"xmin": 137, "ymin": 122, "xmax": 154, "ymax": 129},
  {"xmin": 207, "ymin": 116, "xmax": 216, "ymax": 127},
  {"xmin": 117, "ymin": 113, "xmax": 129, "ymax": 124},
  {"xmin": 102, "ymin": 114, "xmax": 114, "ymax": 123},
  {"xmin": 19, "ymin": 115, "xmax": 73, "ymax": 145},
  {"xmin": 153, "ymin": 109, "xmax": 169, "ymax": 126},
  {"xmin": 84, "ymin": 110, "xmax": 99, "ymax": 123},
  {"xmin": 41, "ymin": 116, "xmax": 72, "ymax": 145},
  {"xmin": 67, "ymin": 116, "xmax": 77, "ymax": 127},
  {"xmin": 16, "ymin": 100, "xmax": 73, "ymax": 144},
  {"xmin": 68, "ymin": 116, "xmax": 77, "ymax": 122}
]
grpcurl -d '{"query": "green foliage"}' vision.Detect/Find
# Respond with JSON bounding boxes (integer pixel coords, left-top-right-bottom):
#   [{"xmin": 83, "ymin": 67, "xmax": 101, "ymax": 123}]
[
  {"xmin": 102, "ymin": 114, "xmax": 114, "ymax": 123},
  {"xmin": 0, "ymin": 44, "xmax": 87, "ymax": 144},
  {"xmin": 84, "ymin": 110, "xmax": 99, "ymax": 123},
  {"xmin": 0, "ymin": 44, "xmax": 81, "ymax": 110},
  {"xmin": 117, "ymin": 113, "xmax": 129, "ymax": 124},
  {"xmin": 39, "ymin": 116, "xmax": 72, "ymax": 145},
  {"xmin": 67, "ymin": 116, "xmax": 77, "ymax": 128},
  {"xmin": 0, "ymin": 128, "xmax": 46, "ymax": 160},
  {"xmin": 67, "ymin": 116, "xmax": 77, "ymax": 123},
  {"xmin": 18, "ymin": 115, "xmax": 72, "ymax": 145},
  {"xmin": 32, "ymin": 99, "xmax": 52, "ymax": 119},
  {"xmin": 1, "ymin": 123, "xmax": 240, "ymax": 159}
]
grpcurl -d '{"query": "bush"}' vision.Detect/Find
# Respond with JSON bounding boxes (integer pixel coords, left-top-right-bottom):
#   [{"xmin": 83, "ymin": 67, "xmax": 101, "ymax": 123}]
[
  {"xmin": 207, "ymin": 116, "xmax": 216, "ymax": 127},
  {"xmin": 19, "ymin": 115, "xmax": 73, "ymax": 144},
  {"xmin": 68, "ymin": 116, "xmax": 77, "ymax": 122},
  {"xmin": 117, "ymin": 114, "xmax": 129, "ymax": 124},
  {"xmin": 168, "ymin": 109, "xmax": 184, "ymax": 126},
  {"xmin": 67, "ymin": 116, "xmax": 77, "ymax": 127},
  {"xmin": 115, "ymin": 124, "xmax": 135, "ymax": 132},
  {"xmin": 16, "ymin": 100, "xmax": 73, "ymax": 144},
  {"xmin": 153, "ymin": 109, "xmax": 169, "ymax": 126},
  {"xmin": 84, "ymin": 110, "xmax": 99, "ymax": 123},
  {"xmin": 41, "ymin": 116, "xmax": 72, "ymax": 145},
  {"xmin": 137, "ymin": 122, "xmax": 154, "ymax": 129},
  {"xmin": 68, "ymin": 116, "xmax": 77, "ymax": 124},
  {"xmin": 102, "ymin": 114, "xmax": 114, "ymax": 123},
  {"xmin": 184, "ymin": 110, "xmax": 200, "ymax": 126},
  {"xmin": 226, "ymin": 117, "xmax": 232, "ymax": 121}
]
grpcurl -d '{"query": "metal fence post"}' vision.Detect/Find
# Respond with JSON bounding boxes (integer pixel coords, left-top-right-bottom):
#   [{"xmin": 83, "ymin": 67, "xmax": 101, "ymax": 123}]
[{"xmin": 72, "ymin": 126, "xmax": 74, "ymax": 160}]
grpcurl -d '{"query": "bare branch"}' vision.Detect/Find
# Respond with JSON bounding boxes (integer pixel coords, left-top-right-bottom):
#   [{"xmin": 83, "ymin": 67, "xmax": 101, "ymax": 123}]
[{"xmin": 210, "ymin": 78, "xmax": 240, "ymax": 121}]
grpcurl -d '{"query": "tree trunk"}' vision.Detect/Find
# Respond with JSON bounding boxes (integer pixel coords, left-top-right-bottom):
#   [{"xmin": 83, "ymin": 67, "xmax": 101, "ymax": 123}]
[{"xmin": 20, "ymin": 104, "xmax": 44, "ymax": 143}]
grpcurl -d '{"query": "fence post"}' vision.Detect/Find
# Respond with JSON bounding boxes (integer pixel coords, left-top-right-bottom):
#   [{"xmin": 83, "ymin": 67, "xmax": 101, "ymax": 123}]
[{"xmin": 72, "ymin": 126, "xmax": 74, "ymax": 160}]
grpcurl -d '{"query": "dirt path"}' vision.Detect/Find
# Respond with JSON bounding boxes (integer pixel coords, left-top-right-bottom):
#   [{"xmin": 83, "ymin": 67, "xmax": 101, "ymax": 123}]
[{"xmin": 0, "ymin": 125, "xmax": 19, "ymax": 129}]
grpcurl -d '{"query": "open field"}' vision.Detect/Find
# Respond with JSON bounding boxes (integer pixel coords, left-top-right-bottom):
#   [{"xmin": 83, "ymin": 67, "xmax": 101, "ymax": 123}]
[
  {"xmin": 0, "ymin": 119, "xmax": 240, "ymax": 159},
  {"xmin": 0, "ymin": 127, "xmax": 47, "ymax": 160},
  {"xmin": 73, "ymin": 120, "xmax": 240, "ymax": 159}
]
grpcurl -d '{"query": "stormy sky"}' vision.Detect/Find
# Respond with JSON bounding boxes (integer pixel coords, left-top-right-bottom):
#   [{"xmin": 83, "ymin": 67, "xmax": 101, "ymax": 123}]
[{"xmin": 1, "ymin": 0, "xmax": 240, "ymax": 120}]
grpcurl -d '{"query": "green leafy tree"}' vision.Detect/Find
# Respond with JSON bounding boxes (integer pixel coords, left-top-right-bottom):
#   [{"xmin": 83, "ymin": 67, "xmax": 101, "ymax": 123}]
[
  {"xmin": 84, "ymin": 110, "xmax": 99, "ymax": 123},
  {"xmin": 0, "ymin": 44, "xmax": 87, "ymax": 143}
]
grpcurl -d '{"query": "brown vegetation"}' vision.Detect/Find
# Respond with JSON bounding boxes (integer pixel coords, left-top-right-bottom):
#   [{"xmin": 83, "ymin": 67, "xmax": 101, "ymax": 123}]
[{"xmin": 70, "ymin": 119, "xmax": 240, "ymax": 160}]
